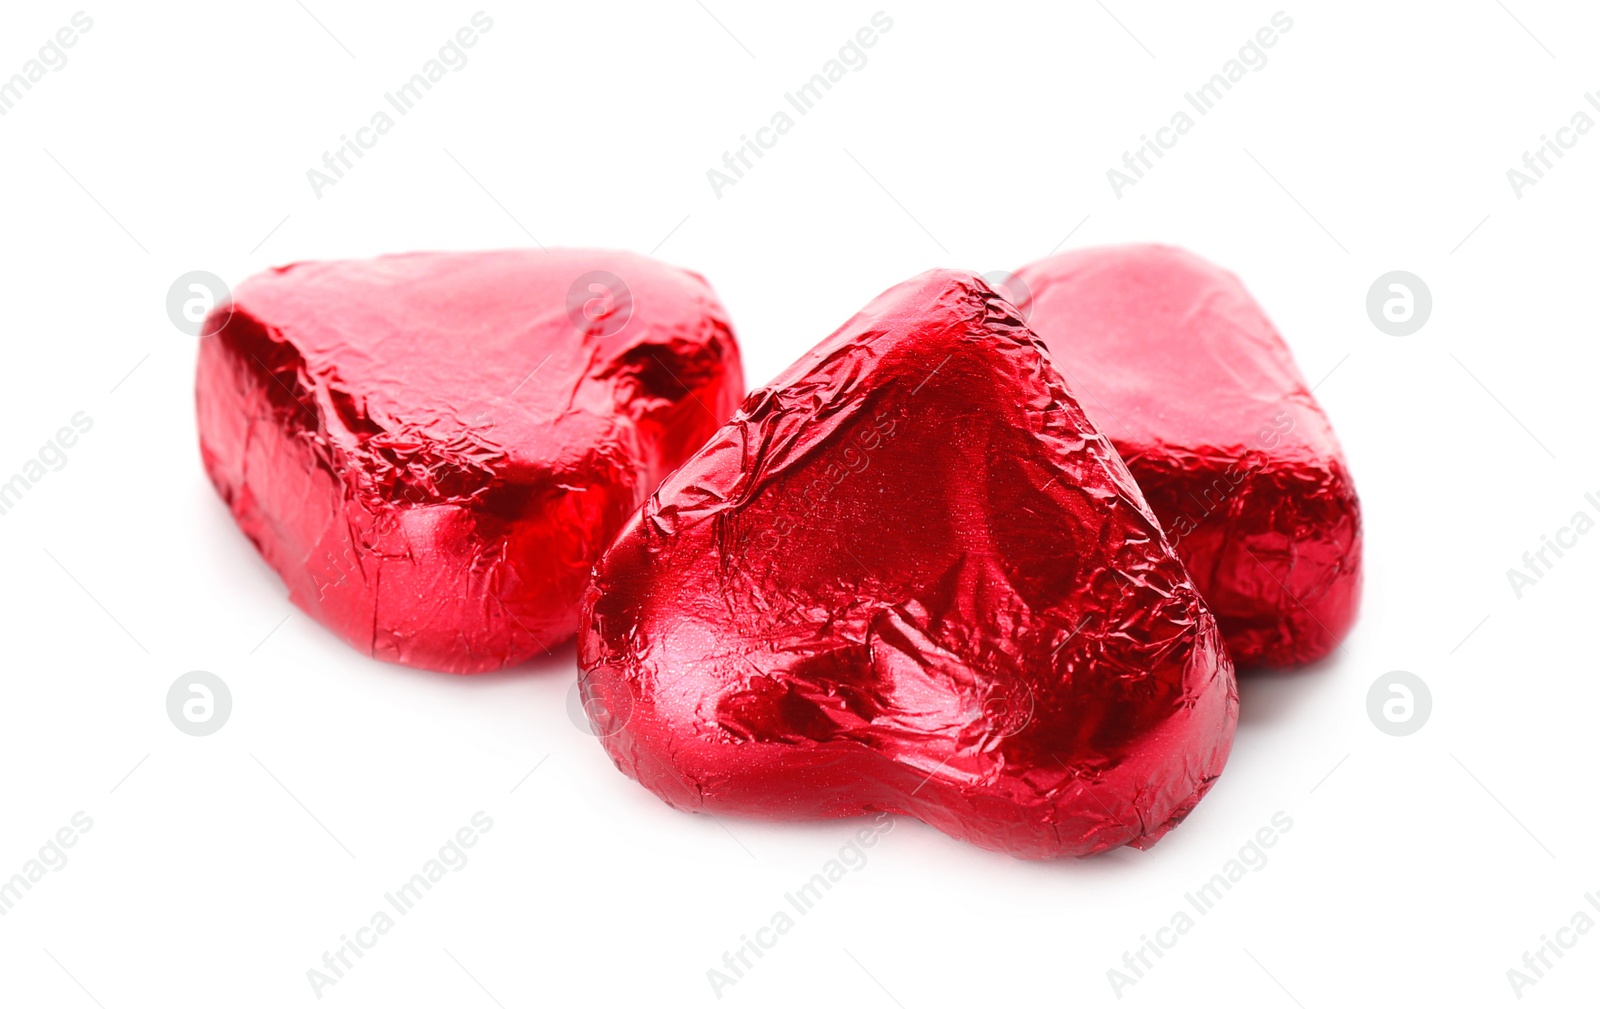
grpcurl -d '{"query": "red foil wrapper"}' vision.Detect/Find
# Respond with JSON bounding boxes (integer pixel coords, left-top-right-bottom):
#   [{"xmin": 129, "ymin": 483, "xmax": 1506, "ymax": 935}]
[
  {"xmin": 579, "ymin": 270, "xmax": 1236, "ymax": 859},
  {"xmin": 1014, "ymin": 246, "xmax": 1362, "ymax": 668},
  {"xmin": 196, "ymin": 249, "xmax": 743, "ymax": 674}
]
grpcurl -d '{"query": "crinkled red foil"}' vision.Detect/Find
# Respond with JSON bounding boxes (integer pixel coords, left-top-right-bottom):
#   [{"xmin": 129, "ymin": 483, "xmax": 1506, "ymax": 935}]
[
  {"xmin": 196, "ymin": 249, "xmax": 743, "ymax": 674},
  {"xmin": 578, "ymin": 270, "xmax": 1237, "ymax": 859},
  {"xmin": 1014, "ymin": 246, "xmax": 1362, "ymax": 668}
]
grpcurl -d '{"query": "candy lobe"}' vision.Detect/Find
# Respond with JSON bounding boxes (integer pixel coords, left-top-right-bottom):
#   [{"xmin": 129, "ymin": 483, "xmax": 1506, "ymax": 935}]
[
  {"xmin": 580, "ymin": 270, "xmax": 1237, "ymax": 859},
  {"xmin": 1014, "ymin": 245, "xmax": 1362, "ymax": 668},
  {"xmin": 197, "ymin": 249, "xmax": 743, "ymax": 674}
]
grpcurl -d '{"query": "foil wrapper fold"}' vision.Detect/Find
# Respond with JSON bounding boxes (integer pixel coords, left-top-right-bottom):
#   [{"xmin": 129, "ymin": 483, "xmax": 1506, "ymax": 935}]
[
  {"xmin": 1014, "ymin": 245, "xmax": 1362, "ymax": 667},
  {"xmin": 196, "ymin": 249, "xmax": 743, "ymax": 673},
  {"xmin": 579, "ymin": 270, "xmax": 1236, "ymax": 859}
]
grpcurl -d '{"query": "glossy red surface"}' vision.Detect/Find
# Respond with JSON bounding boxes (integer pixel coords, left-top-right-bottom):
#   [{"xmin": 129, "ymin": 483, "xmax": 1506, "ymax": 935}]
[
  {"xmin": 578, "ymin": 270, "xmax": 1237, "ymax": 859},
  {"xmin": 196, "ymin": 249, "xmax": 743, "ymax": 674},
  {"xmin": 1014, "ymin": 245, "xmax": 1362, "ymax": 668}
]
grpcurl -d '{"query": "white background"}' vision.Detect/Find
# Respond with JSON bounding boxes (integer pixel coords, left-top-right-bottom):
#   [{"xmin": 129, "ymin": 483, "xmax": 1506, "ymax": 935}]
[{"xmin": 1, "ymin": 1, "xmax": 1595, "ymax": 1006}]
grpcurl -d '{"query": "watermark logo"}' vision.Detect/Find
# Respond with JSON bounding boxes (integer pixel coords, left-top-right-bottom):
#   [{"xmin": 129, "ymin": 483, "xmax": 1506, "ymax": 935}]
[
  {"xmin": 166, "ymin": 271, "xmax": 233, "ymax": 336},
  {"xmin": 1365, "ymin": 271, "xmax": 1431, "ymax": 336},
  {"xmin": 567, "ymin": 676, "xmax": 635, "ymax": 738},
  {"xmin": 167, "ymin": 670, "xmax": 232, "ymax": 737},
  {"xmin": 1107, "ymin": 810, "xmax": 1295, "ymax": 997},
  {"xmin": 305, "ymin": 812, "xmax": 494, "ymax": 999},
  {"xmin": 1107, "ymin": 12, "xmax": 1294, "ymax": 198},
  {"xmin": 565, "ymin": 270, "xmax": 633, "ymax": 338},
  {"xmin": 1366, "ymin": 670, "xmax": 1430, "ymax": 736},
  {"xmin": 0, "ymin": 812, "xmax": 94, "ymax": 917},
  {"xmin": 1507, "ymin": 491, "xmax": 1599, "ymax": 599},
  {"xmin": 707, "ymin": 813, "xmax": 894, "ymax": 998},
  {"xmin": 305, "ymin": 13, "xmax": 495, "ymax": 198},
  {"xmin": 0, "ymin": 13, "xmax": 94, "ymax": 118},
  {"xmin": 971, "ymin": 677, "xmax": 1035, "ymax": 739},
  {"xmin": 979, "ymin": 270, "xmax": 1032, "ymax": 320},
  {"xmin": 749, "ymin": 409, "xmax": 900, "ymax": 551},
  {"xmin": 1166, "ymin": 410, "xmax": 1294, "ymax": 544},
  {"xmin": 0, "ymin": 412, "xmax": 94, "ymax": 518},
  {"xmin": 1506, "ymin": 892, "xmax": 1600, "ymax": 999},
  {"xmin": 1506, "ymin": 94, "xmax": 1600, "ymax": 199},
  {"xmin": 706, "ymin": 12, "xmax": 894, "ymax": 198}
]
